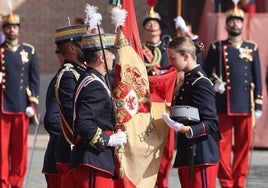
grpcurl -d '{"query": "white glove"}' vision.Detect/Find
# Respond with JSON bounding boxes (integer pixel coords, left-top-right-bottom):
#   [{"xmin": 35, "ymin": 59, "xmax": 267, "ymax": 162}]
[
  {"xmin": 25, "ymin": 106, "xmax": 35, "ymax": 117},
  {"xmin": 108, "ymin": 132, "xmax": 127, "ymax": 147},
  {"xmin": 174, "ymin": 16, "xmax": 188, "ymax": 33},
  {"xmin": 255, "ymin": 110, "xmax": 262, "ymax": 119},
  {"xmin": 0, "ymin": 72, "xmax": 3, "ymax": 84},
  {"xmin": 162, "ymin": 112, "xmax": 184, "ymax": 131},
  {"xmin": 214, "ymin": 81, "xmax": 225, "ymax": 94}
]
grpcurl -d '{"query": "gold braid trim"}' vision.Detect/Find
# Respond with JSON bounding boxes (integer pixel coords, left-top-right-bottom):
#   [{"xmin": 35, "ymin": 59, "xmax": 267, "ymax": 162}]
[
  {"xmin": 26, "ymin": 87, "xmax": 39, "ymax": 104},
  {"xmin": 29, "ymin": 96, "xmax": 39, "ymax": 104},
  {"xmin": 89, "ymin": 127, "xmax": 103, "ymax": 148},
  {"xmin": 145, "ymin": 47, "xmax": 161, "ymax": 67},
  {"xmin": 255, "ymin": 99, "xmax": 263, "ymax": 105}
]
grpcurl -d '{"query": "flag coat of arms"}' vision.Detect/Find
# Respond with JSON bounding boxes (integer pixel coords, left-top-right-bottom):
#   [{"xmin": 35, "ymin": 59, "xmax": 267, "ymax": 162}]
[{"xmin": 111, "ymin": 0, "xmax": 177, "ymax": 187}]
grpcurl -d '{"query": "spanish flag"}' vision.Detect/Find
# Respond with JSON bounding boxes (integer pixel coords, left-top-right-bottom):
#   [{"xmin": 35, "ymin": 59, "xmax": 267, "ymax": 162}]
[{"xmin": 112, "ymin": 0, "xmax": 176, "ymax": 187}]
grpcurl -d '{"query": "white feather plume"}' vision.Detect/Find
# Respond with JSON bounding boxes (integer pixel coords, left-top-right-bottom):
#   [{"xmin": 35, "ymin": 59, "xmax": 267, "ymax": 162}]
[
  {"xmin": 84, "ymin": 4, "xmax": 102, "ymax": 31},
  {"xmin": 6, "ymin": 0, "xmax": 13, "ymax": 12},
  {"xmin": 88, "ymin": 13, "xmax": 102, "ymax": 30},
  {"xmin": 110, "ymin": 7, "xmax": 128, "ymax": 28},
  {"xmin": 232, "ymin": 0, "xmax": 240, "ymax": 6},
  {"xmin": 84, "ymin": 4, "xmax": 98, "ymax": 19}
]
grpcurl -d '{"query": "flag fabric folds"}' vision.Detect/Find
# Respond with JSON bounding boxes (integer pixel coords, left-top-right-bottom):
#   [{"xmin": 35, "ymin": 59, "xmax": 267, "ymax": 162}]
[{"xmin": 112, "ymin": 0, "xmax": 177, "ymax": 187}]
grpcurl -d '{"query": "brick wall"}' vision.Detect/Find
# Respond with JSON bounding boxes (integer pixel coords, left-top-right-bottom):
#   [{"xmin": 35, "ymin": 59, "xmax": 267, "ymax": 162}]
[{"xmin": 0, "ymin": 0, "xmax": 149, "ymax": 73}]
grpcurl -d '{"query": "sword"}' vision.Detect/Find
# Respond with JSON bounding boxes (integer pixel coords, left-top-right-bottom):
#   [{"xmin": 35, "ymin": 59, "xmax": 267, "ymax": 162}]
[
  {"xmin": 24, "ymin": 114, "xmax": 41, "ymax": 188},
  {"xmin": 247, "ymin": 83, "xmax": 256, "ymax": 187},
  {"xmin": 188, "ymin": 143, "xmax": 196, "ymax": 183}
]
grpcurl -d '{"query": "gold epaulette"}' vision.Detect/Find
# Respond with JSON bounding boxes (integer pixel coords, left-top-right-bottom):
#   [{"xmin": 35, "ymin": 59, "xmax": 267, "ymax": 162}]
[
  {"xmin": 211, "ymin": 40, "xmax": 220, "ymax": 50},
  {"xmin": 22, "ymin": 43, "xmax": 35, "ymax": 54},
  {"xmin": 192, "ymin": 71, "xmax": 213, "ymax": 86},
  {"xmin": 245, "ymin": 40, "xmax": 258, "ymax": 51},
  {"xmin": 55, "ymin": 63, "xmax": 81, "ymax": 108}
]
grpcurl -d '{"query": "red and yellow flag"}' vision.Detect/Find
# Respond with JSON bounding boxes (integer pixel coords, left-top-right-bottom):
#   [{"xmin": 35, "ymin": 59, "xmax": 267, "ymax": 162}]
[{"xmin": 112, "ymin": 0, "xmax": 177, "ymax": 187}]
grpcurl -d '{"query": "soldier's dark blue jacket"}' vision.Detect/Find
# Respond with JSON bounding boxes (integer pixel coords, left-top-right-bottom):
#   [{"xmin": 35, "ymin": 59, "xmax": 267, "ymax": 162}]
[
  {"xmin": 42, "ymin": 71, "xmax": 61, "ymax": 174},
  {"xmin": 173, "ymin": 65, "xmax": 219, "ymax": 167},
  {"xmin": 0, "ymin": 42, "xmax": 39, "ymax": 113},
  {"xmin": 203, "ymin": 39, "xmax": 263, "ymax": 115},
  {"xmin": 70, "ymin": 68, "xmax": 116, "ymax": 176},
  {"xmin": 55, "ymin": 60, "xmax": 86, "ymax": 163}
]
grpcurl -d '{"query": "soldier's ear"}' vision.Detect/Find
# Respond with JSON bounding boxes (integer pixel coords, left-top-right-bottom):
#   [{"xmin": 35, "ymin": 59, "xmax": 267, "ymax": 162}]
[
  {"xmin": 99, "ymin": 52, "xmax": 105, "ymax": 63},
  {"xmin": 183, "ymin": 53, "xmax": 190, "ymax": 61},
  {"xmin": 67, "ymin": 43, "xmax": 75, "ymax": 51}
]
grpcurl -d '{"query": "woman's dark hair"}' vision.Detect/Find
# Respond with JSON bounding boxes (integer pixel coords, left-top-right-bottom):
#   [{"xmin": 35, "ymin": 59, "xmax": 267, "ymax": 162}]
[{"xmin": 168, "ymin": 37, "xmax": 204, "ymax": 60}]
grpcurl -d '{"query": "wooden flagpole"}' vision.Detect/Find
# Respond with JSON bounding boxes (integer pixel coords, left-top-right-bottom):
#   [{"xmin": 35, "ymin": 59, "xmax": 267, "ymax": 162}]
[{"xmin": 177, "ymin": 0, "xmax": 182, "ymax": 16}]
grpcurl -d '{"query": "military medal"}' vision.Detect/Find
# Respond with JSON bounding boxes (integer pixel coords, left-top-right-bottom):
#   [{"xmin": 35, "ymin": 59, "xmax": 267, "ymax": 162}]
[{"xmin": 20, "ymin": 50, "xmax": 29, "ymax": 63}]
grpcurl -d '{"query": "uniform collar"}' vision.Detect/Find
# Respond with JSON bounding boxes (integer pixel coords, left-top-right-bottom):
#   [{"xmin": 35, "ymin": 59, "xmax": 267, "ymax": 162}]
[
  {"xmin": 63, "ymin": 59, "xmax": 86, "ymax": 71},
  {"xmin": 145, "ymin": 41, "xmax": 161, "ymax": 48},
  {"xmin": 227, "ymin": 39, "xmax": 243, "ymax": 49},
  {"xmin": 3, "ymin": 41, "xmax": 21, "ymax": 52},
  {"xmin": 184, "ymin": 65, "xmax": 201, "ymax": 78}
]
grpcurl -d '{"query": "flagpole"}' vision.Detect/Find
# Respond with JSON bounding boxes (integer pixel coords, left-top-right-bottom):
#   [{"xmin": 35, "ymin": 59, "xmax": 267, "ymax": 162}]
[
  {"xmin": 96, "ymin": 24, "xmax": 112, "ymax": 90},
  {"xmin": 177, "ymin": 0, "xmax": 182, "ymax": 16}
]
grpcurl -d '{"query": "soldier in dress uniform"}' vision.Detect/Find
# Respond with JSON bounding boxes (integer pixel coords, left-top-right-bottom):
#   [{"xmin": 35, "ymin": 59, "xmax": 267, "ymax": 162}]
[
  {"xmin": 142, "ymin": 8, "xmax": 171, "ymax": 75},
  {"xmin": 42, "ymin": 47, "xmax": 64, "ymax": 188},
  {"xmin": 203, "ymin": 6, "xmax": 262, "ymax": 188},
  {"xmin": 163, "ymin": 36, "xmax": 220, "ymax": 188},
  {"xmin": 69, "ymin": 33, "xmax": 127, "ymax": 188},
  {"xmin": 54, "ymin": 24, "xmax": 87, "ymax": 188},
  {"xmin": 0, "ymin": 12, "xmax": 40, "ymax": 188}
]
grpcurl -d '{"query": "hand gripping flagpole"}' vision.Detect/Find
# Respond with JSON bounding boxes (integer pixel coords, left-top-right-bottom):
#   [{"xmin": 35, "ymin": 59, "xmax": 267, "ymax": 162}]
[{"xmin": 24, "ymin": 113, "xmax": 41, "ymax": 188}]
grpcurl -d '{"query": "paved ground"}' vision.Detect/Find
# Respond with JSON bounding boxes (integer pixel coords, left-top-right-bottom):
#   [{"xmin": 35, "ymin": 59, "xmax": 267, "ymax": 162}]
[{"xmin": 24, "ymin": 123, "xmax": 268, "ymax": 188}]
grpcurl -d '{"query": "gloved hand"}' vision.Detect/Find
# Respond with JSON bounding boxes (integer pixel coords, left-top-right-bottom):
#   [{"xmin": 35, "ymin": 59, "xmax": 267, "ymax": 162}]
[
  {"xmin": 214, "ymin": 80, "xmax": 225, "ymax": 94},
  {"xmin": 162, "ymin": 112, "xmax": 184, "ymax": 131},
  {"xmin": 108, "ymin": 132, "xmax": 127, "ymax": 147},
  {"xmin": 255, "ymin": 110, "xmax": 262, "ymax": 119},
  {"xmin": 174, "ymin": 16, "xmax": 188, "ymax": 33},
  {"xmin": 25, "ymin": 106, "xmax": 35, "ymax": 117}
]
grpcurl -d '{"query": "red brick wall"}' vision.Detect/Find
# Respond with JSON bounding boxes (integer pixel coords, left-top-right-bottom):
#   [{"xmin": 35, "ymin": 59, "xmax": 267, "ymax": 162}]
[{"xmin": 1, "ymin": 0, "xmax": 149, "ymax": 73}]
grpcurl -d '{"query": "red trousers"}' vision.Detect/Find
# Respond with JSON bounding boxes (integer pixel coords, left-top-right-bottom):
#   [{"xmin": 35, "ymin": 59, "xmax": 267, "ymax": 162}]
[
  {"xmin": 217, "ymin": 114, "xmax": 253, "ymax": 188},
  {"xmin": 44, "ymin": 173, "xmax": 60, "ymax": 188},
  {"xmin": 156, "ymin": 129, "xmax": 175, "ymax": 188},
  {"xmin": 56, "ymin": 163, "xmax": 75, "ymax": 188},
  {"xmin": 178, "ymin": 164, "xmax": 219, "ymax": 188},
  {"xmin": 0, "ymin": 112, "xmax": 29, "ymax": 188},
  {"xmin": 71, "ymin": 165, "xmax": 114, "ymax": 188}
]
